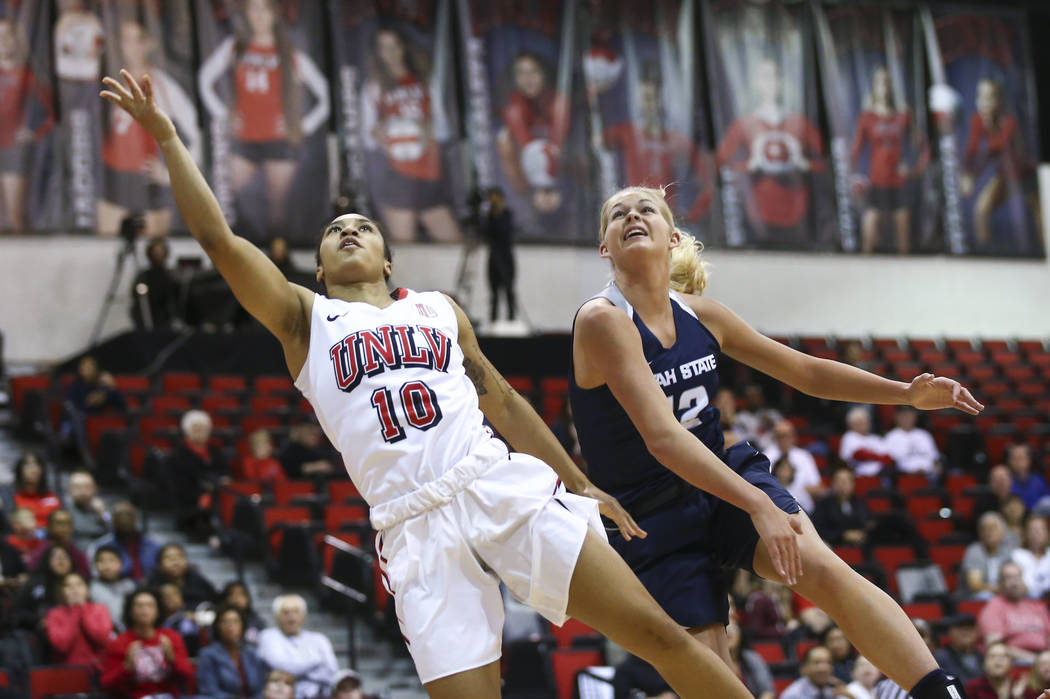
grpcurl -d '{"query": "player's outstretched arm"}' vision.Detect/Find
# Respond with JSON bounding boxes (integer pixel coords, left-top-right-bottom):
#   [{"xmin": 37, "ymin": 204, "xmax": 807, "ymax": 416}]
[
  {"xmin": 693, "ymin": 297, "xmax": 984, "ymax": 415},
  {"xmin": 446, "ymin": 296, "xmax": 646, "ymax": 541},
  {"xmin": 100, "ymin": 70, "xmax": 312, "ymax": 374},
  {"xmin": 575, "ymin": 299, "xmax": 803, "ymax": 584}
]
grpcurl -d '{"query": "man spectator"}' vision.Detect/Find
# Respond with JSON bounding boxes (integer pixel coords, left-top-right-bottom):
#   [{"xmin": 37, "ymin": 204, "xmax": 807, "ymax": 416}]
[
  {"xmin": 715, "ymin": 387, "xmax": 748, "ymax": 446},
  {"xmin": 736, "ymin": 384, "xmax": 783, "ymax": 450},
  {"xmin": 5, "ymin": 507, "xmax": 43, "ymax": 563},
  {"xmin": 257, "ymin": 594, "xmax": 338, "ymax": 698},
  {"xmin": 964, "ymin": 642, "xmax": 1018, "ymax": 699},
  {"xmin": 66, "ymin": 356, "xmax": 126, "ymax": 417},
  {"xmin": 279, "ymin": 422, "xmax": 337, "ymax": 480},
  {"xmin": 974, "ymin": 465, "xmax": 1017, "ymax": 524},
  {"xmin": 66, "ymin": 471, "xmax": 109, "ymax": 550},
  {"xmin": 812, "ymin": 466, "xmax": 870, "ymax": 546},
  {"xmin": 328, "ymin": 670, "xmax": 365, "ymax": 699},
  {"xmin": 89, "ymin": 545, "xmax": 135, "ymax": 631},
  {"xmin": 978, "ymin": 561, "xmax": 1050, "ymax": 663},
  {"xmin": 961, "ymin": 512, "xmax": 1017, "ymax": 600},
  {"xmin": 883, "ymin": 406, "xmax": 939, "ymax": 477},
  {"xmin": 131, "ymin": 236, "xmax": 180, "ymax": 329},
  {"xmin": 90, "ymin": 501, "xmax": 162, "ymax": 581},
  {"xmin": 934, "ymin": 613, "xmax": 982, "ymax": 686},
  {"xmin": 839, "ymin": 407, "xmax": 894, "ymax": 477},
  {"xmin": 1008, "ymin": 444, "xmax": 1049, "ymax": 510},
  {"xmin": 482, "ymin": 187, "xmax": 517, "ymax": 325},
  {"xmin": 763, "ymin": 419, "xmax": 825, "ymax": 513},
  {"xmin": 28, "ymin": 509, "xmax": 91, "ymax": 578},
  {"xmin": 780, "ymin": 646, "xmax": 852, "ymax": 699}
]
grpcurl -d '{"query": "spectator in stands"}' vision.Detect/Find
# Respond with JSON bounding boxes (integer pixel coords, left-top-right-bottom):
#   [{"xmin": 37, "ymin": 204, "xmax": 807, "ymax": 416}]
[
  {"xmin": 1023, "ymin": 651, "xmax": 1050, "ymax": 699},
  {"xmin": 823, "ymin": 626, "xmax": 856, "ymax": 683},
  {"xmin": 961, "ymin": 512, "xmax": 1017, "ymax": 600},
  {"xmin": 726, "ymin": 622, "xmax": 774, "ymax": 699},
  {"xmin": 257, "ymin": 594, "xmax": 338, "ymax": 699},
  {"xmin": 839, "ymin": 407, "xmax": 894, "ymax": 477},
  {"xmin": 328, "ymin": 669, "xmax": 365, "ymax": 699},
  {"xmin": 763, "ymin": 419, "xmax": 825, "ymax": 513},
  {"xmin": 66, "ymin": 470, "xmax": 110, "ymax": 550},
  {"xmin": 846, "ymin": 656, "xmax": 880, "ymax": 699},
  {"xmin": 63, "ymin": 357, "xmax": 126, "ymax": 456},
  {"xmin": 913, "ymin": 618, "xmax": 937, "ymax": 654},
  {"xmin": 279, "ymin": 421, "xmax": 337, "ymax": 479},
  {"xmin": 0, "ymin": 533, "xmax": 27, "ymax": 592},
  {"xmin": 6, "ymin": 451, "xmax": 61, "ymax": 528},
  {"xmin": 974, "ymin": 465, "xmax": 1018, "ymax": 526},
  {"xmin": 197, "ymin": 604, "xmax": 269, "ymax": 698},
  {"xmin": 131, "ymin": 237, "xmax": 180, "ymax": 329},
  {"xmin": 149, "ymin": 543, "xmax": 218, "ymax": 609},
  {"xmin": 171, "ymin": 409, "xmax": 231, "ymax": 537},
  {"xmin": 158, "ymin": 583, "xmax": 203, "ymax": 658},
  {"xmin": 241, "ymin": 428, "xmax": 288, "ymax": 483},
  {"xmin": 92, "ymin": 501, "xmax": 162, "ymax": 581},
  {"xmin": 611, "ymin": 653, "xmax": 673, "ymax": 699},
  {"xmin": 964, "ymin": 642, "xmax": 1017, "ymax": 699},
  {"xmin": 264, "ymin": 670, "xmax": 298, "ymax": 699},
  {"xmin": 741, "ymin": 576, "xmax": 801, "ymax": 640},
  {"xmin": 28, "ymin": 509, "xmax": 91, "ymax": 578},
  {"xmin": 100, "ymin": 587, "xmax": 195, "ymax": 698},
  {"xmin": 220, "ymin": 580, "xmax": 267, "ymax": 645},
  {"xmin": 978, "ymin": 561, "xmax": 1050, "ymax": 663},
  {"xmin": 91, "ymin": 545, "xmax": 136, "ymax": 631},
  {"xmin": 934, "ymin": 613, "xmax": 982, "ymax": 686},
  {"xmin": 5, "ymin": 507, "xmax": 43, "ymax": 563},
  {"xmin": 780, "ymin": 646, "xmax": 850, "ymax": 699},
  {"xmin": 44, "ymin": 571, "xmax": 113, "ymax": 671},
  {"xmin": 1013, "ymin": 514, "xmax": 1050, "ymax": 599},
  {"xmin": 736, "ymin": 384, "xmax": 783, "ymax": 450},
  {"xmin": 268, "ymin": 235, "xmax": 298, "ymax": 276},
  {"xmin": 12, "ymin": 543, "xmax": 75, "ymax": 629},
  {"xmin": 1008, "ymin": 444, "xmax": 1049, "ymax": 511},
  {"xmin": 812, "ymin": 466, "xmax": 870, "ymax": 547},
  {"xmin": 714, "ymin": 387, "xmax": 746, "ymax": 446},
  {"xmin": 1002, "ymin": 495, "xmax": 1028, "ymax": 550},
  {"xmin": 884, "ymin": 406, "xmax": 939, "ymax": 478}
]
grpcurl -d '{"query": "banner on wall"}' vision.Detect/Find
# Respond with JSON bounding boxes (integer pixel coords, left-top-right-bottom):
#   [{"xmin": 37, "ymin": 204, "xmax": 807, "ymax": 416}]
[
  {"xmin": 195, "ymin": 0, "xmax": 331, "ymax": 246},
  {"xmin": 814, "ymin": 4, "xmax": 938, "ymax": 255},
  {"xmin": 702, "ymin": 0, "xmax": 834, "ymax": 251},
  {"xmin": 923, "ymin": 6, "xmax": 1043, "ymax": 258},
  {"xmin": 584, "ymin": 0, "xmax": 720, "ymax": 243},
  {"xmin": 328, "ymin": 0, "xmax": 466, "ymax": 244},
  {"xmin": 0, "ymin": 0, "xmax": 57, "ymax": 232},
  {"xmin": 457, "ymin": 0, "xmax": 594, "ymax": 243}
]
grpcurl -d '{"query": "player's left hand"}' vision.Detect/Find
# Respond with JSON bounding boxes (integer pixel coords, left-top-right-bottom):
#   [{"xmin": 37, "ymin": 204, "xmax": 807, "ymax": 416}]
[
  {"xmin": 906, "ymin": 373, "xmax": 984, "ymax": 415},
  {"xmin": 579, "ymin": 483, "xmax": 647, "ymax": 541}
]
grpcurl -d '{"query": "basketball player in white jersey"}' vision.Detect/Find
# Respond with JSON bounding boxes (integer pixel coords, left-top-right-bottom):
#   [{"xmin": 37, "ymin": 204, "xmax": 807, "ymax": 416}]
[{"xmin": 100, "ymin": 69, "xmax": 773, "ymax": 698}]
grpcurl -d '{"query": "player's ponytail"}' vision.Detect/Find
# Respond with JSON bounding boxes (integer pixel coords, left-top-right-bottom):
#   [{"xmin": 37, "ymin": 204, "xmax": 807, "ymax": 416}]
[{"xmin": 669, "ymin": 230, "xmax": 709, "ymax": 296}]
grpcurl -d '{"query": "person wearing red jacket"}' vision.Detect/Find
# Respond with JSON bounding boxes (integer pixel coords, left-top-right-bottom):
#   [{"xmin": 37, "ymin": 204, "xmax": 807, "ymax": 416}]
[
  {"xmin": 44, "ymin": 572, "xmax": 113, "ymax": 672},
  {"xmin": 100, "ymin": 588, "xmax": 194, "ymax": 698},
  {"xmin": 240, "ymin": 428, "xmax": 288, "ymax": 483}
]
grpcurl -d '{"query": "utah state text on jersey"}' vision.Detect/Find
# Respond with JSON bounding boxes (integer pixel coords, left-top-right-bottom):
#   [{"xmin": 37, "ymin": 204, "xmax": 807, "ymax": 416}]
[{"xmin": 329, "ymin": 324, "xmax": 452, "ymax": 393}]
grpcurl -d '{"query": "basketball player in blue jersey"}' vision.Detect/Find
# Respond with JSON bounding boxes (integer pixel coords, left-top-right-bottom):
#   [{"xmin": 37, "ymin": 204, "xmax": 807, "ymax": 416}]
[
  {"xmin": 571, "ymin": 185, "xmax": 989, "ymax": 699},
  {"xmin": 100, "ymin": 71, "xmax": 764, "ymax": 698}
]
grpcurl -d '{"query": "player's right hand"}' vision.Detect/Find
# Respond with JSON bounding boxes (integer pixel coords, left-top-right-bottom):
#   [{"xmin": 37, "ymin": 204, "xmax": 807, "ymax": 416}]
[
  {"xmin": 100, "ymin": 69, "xmax": 178, "ymax": 144},
  {"xmin": 751, "ymin": 502, "xmax": 804, "ymax": 586}
]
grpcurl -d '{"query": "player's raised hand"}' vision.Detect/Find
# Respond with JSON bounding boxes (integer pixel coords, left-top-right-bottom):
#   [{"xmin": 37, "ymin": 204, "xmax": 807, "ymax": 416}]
[
  {"xmin": 579, "ymin": 482, "xmax": 647, "ymax": 542},
  {"xmin": 906, "ymin": 373, "xmax": 984, "ymax": 415},
  {"xmin": 100, "ymin": 69, "xmax": 177, "ymax": 144}
]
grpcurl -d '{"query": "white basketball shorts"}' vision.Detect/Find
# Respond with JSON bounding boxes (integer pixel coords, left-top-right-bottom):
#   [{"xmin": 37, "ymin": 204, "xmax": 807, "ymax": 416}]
[{"xmin": 371, "ymin": 438, "xmax": 605, "ymax": 684}]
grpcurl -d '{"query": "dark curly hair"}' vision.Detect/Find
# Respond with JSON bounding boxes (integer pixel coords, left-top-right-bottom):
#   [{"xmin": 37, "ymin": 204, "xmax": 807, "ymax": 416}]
[
  {"xmin": 14, "ymin": 451, "xmax": 51, "ymax": 494},
  {"xmin": 122, "ymin": 587, "xmax": 163, "ymax": 631}
]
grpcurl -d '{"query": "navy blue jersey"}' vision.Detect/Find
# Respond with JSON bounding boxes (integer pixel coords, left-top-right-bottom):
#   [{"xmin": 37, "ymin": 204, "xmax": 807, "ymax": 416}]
[{"xmin": 570, "ymin": 282, "xmax": 725, "ymax": 511}]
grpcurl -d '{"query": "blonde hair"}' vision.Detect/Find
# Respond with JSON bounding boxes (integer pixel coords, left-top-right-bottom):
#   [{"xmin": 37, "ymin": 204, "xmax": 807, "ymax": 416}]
[{"xmin": 599, "ymin": 186, "xmax": 709, "ymax": 296}]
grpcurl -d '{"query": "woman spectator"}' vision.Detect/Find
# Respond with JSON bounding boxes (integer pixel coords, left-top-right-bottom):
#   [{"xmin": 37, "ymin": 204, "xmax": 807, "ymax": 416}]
[
  {"xmin": 241, "ymin": 429, "xmax": 287, "ymax": 483},
  {"xmin": 220, "ymin": 581, "xmax": 267, "ymax": 645},
  {"xmin": 12, "ymin": 543, "xmax": 75, "ymax": 629},
  {"xmin": 846, "ymin": 656, "xmax": 881, "ymax": 699},
  {"xmin": 149, "ymin": 543, "xmax": 218, "ymax": 609},
  {"xmin": 741, "ymin": 577, "xmax": 800, "ymax": 640},
  {"xmin": 158, "ymin": 583, "xmax": 203, "ymax": 658},
  {"xmin": 44, "ymin": 572, "xmax": 113, "ymax": 671},
  {"xmin": 262, "ymin": 670, "xmax": 297, "ymax": 699},
  {"xmin": 1001, "ymin": 495, "xmax": 1027, "ymax": 550},
  {"xmin": 100, "ymin": 588, "xmax": 194, "ymax": 698},
  {"xmin": 28, "ymin": 509, "xmax": 91, "ymax": 578},
  {"xmin": 822, "ymin": 626, "xmax": 856, "ymax": 684},
  {"xmin": 7, "ymin": 452, "xmax": 61, "ymax": 529},
  {"xmin": 90, "ymin": 545, "xmax": 136, "ymax": 631},
  {"xmin": 964, "ymin": 641, "xmax": 1022, "ymax": 699},
  {"xmin": 170, "ymin": 409, "xmax": 231, "ymax": 537},
  {"xmin": 1022, "ymin": 651, "xmax": 1050, "ymax": 699},
  {"xmin": 726, "ymin": 622, "xmax": 774, "ymax": 699},
  {"xmin": 197, "ymin": 604, "xmax": 269, "ymax": 698},
  {"xmin": 1013, "ymin": 515, "xmax": 1050, "ymax": 599}
]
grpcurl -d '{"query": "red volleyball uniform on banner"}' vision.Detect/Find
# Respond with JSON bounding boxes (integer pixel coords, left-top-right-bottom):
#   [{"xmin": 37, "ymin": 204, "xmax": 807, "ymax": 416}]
[
  {"xmin": 374, "ymin": 75, "xmax": 440, "ymax": 181},
  {"xmin": 502, "ymin": 89, "xmax": 569, "ymax": 184},
  {"xmin": 0, "ymin": 66, "xmax": 53, "ymax": 149},
  {"xmin": 964, "ymin": 113, "xmax": 1027, "ymax": 183},
  {"xmin": 717, "ymin": 112, "xmax": 825, "ymax": 229},
  {"xmin": 235, "ymin": 43, "xmax": 285, "ymax": 142},
  {"xmin": 102, "ymin": 108, "xmax": 159, "ymax": 173},
  {"xmin": 851, "ymin": 111, "xmax": 910, "ymax": 188}
]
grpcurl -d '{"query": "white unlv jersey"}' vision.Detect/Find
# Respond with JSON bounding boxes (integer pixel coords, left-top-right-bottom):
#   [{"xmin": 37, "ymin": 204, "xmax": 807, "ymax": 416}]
[{"xmin": 294, "ymin": 290, "xmax": 495, "ymax": 508}]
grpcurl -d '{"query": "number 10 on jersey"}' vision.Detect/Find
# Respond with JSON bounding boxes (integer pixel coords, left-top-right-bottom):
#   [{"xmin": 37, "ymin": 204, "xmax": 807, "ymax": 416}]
[{"xmin": 370, "ymin": 380, "xmax": 443, "ymax": 442}]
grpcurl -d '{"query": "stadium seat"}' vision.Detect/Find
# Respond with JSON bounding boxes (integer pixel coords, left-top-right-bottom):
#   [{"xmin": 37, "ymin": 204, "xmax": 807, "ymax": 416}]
[
  {"xmin": 773, "ymin": 676, "xmax": 795, "ymax": 696},
  {"xmin": 255, "ymin": 375, "xmax": 295, "ymax": 394},
  {"xmin": 139, "ymin": 415, "xmax": 178, "ymax": 446},
  {"xmin": 918, "ymin": 350, "xmax": 948, "ymax": 365},
  {"xmin": 866, "ymin": 496, "xmax": 893, "ymax": 514},
  {"xmin": 956, "ymin": 599, "xmax": 986, "ymax": 617},
  {"xmin": 242, "ymin": 414, "xmax": 281, "ymax": 434},
  {"xmin": 945, "ymin": 474, "xmax": 977, "ymax": 498},
  {"xmin": 114, "ymin": 374, "xmax": 151, "ymax": 393},
  {"xmin": 918, "ymin": 518, "xmax": 954, "ymax": 544},
  {"xmin": 202, "ymin": 394, "xmax": 242, "ymax": 415},
  {"xmin": 907, "ymin": 495, "xmax": 945, "ymax": 521},
  {"xmin": 896, "ymin": 474, "xmax": 929, "ymax": 496},
  {"xmin": 251, "ymin": 395, "xmax": 289, "ymax": 415},
  {"xmin": 505, "ymin": 375, "xmax": 534, "ymax": 395},
  {"xmin": 833, "ymin": 546, "xmax": 864, "ymax": 565},
  {"xmin": 753, "ymin": 641, "xmax": 786, "ymax": 664},
  {"xmin": 324, "ymin": 503, "xmax": 369, "ymax": 533},
  {"xmin": 29, "ymin": 665, "xmax": 92, "ymax": 699},
  {"xmin": 1004, "ymin": 366, "xmax": 1036, "ymax": 383},
  {"xmin": 949, "ymin": 494, "xmax": 975, "ymax": 519},
  {"xmin": 929, "ymin": 544, "xmax": 966, "ymax": 572},
  {"xmin": 853, "ymin": 476, "xmax": 882, "ymax": 497},
  {"xmin": 990, "ymin": 350, "xmax": 1021, "ymax": 366},
  {"xmin": 218, "ymin": 482, "xmax": 262, "ymax": 526},
  {"xmin": 794, "ymin": 639, "xmax": 818, "ymax": 661},
  {"xmin": 902, "ymin": 601, "xmax": 944, "ymax": 622},
  {"xmin": 152, "ymin": 394, "xmax": 191, "ymax": 416},
  {"xmin": 872, "ymin": 546, "xmax": 915, "ymax": 577},
  {"xmin": 84, "ymin": 415, "xmax": 127, "ymax": 454},
  {"xmin": 208, "ymin": 375, "xmax": 247, "ymax": 393},
  {"xmin": 550, "ymin": 648, "xmax": 604, "ymax": 699},
  {"xmin": 264, "ymin": 506, "xmax": 312, "ymax": 554},
  {"xmin": 162, "ymin": 372, "xmax": 201, "ymax": 394},
  {"xmin": 966, "ymin": 364, "xmax": 997, "ymax": 382},
  {"xmin": 273, "ymin": 481, "xmax": 316, "ymax": 506},
  {"xmin": 550, "ymin": 618, "xmax": 602, "ymax": 649}
]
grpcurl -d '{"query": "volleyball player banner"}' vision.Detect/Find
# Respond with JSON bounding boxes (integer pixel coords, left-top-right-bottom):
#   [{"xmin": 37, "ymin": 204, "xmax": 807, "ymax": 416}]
[
  {"xmin": 701, "ymin": 0, "xmax": 835, "ymax": 251},
  {"xmin": 457, "ymin": 0, "xmax": 595, "ymax": 244},
  {"xmin": 583, "ymin": 0, "xmax": 721, "ymax": 244},
  {"xmin": 0, "ymin": 0, "xmax": 58, "ymax": 233},
  {"xmin": 195, "ymin": 0, "xmax": 332, "ymax": 246},
  {"xmin": 813, "ymin": 4, "xmax": 940, "ymax": 255},
  {"xmin": 327, "ymin": 0, "xmax": 468, "ymax": 245},
  {"xmin": 922, "ymin": 6, "xmax": 1044, "ymax": 258}
]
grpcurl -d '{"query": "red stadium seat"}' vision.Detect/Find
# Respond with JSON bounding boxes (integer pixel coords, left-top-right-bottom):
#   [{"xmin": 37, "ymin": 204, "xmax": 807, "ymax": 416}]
[
  {"xmin": 853, "ymin": 476, "xmax": 882, "ymax": 497},
  {"xmin": 139, "ymin": 415, "xmax": 177, "ymax": 446},
  {"xmin": 945, "ymin": 474, "xmax": 977, "ymax": 498},
  {"xmin": 833, "ymin": 546, "xmax": 865, "ymax": 566},
  {"xmin": 955, "ymin": 351, "xmax": 984, "ymax": 367},
  {"xmin": 29, "ymin": 665, "xmax": 92, "ymax": 699},
  {"xmin": 795, "ymin": 640, "xmax": 818, "ymax": 661},
  {"xmin": 255, "ymin": 375, "xmax": 295, "ymax": 394},
  {"xmin": 329, "ymin": 481, "xmax": 361, "ymax": 503},
  {"xmin": 1018, "ymin": 382, "xmax": 1046, "ymax": 399},
  {"xmin": 966, "ymin": 364, "xmax": 997, "ymax": 382},
  {"xmin": 152, "ymin": 394, "xmax": 191, "ymax": 416},
  {"xmin": 882, "ymin": 349, "xmax": 912, "ymax": 364},
  {"xmin": 753, "ymin": 641, "xmax": 786, "ymax": 664},
  {"xmin": 251, "ymin": 395, "xmax": 289, "ymax": 414},
  {"xmin": 918, "ymin": 518, "xmax": 954, "ymax": 545},
  {"xmin": 550, "ymin": 618, "xmax": 601, "ymax": 649},
  {"xmin": 505, "ymin": 375, "xmax": 534, "ymax": 395},
  {"xmin": 990, "ymin": 351, "xmax": 1021, "ymax": 367},
  {"xmin": 907, "ymin": 495, "xmax": 944, "ymax": 521},
  {"xmin": 774, "ymin": 677, "xmax": 794, "ymax": 696},
  {"xmin": 979, "ymin": 381, "xmax": 1011, "ymax": 399},
  {"xmin": 896, "ymin": 474, "xmax": 929, "ymax": 496},
  {"xmin": 956, "ymin": 599, "xmax": 986, "ymax": 617},
  {"xmin": 208, "ymin": 375, "xmax": 247, "ymax": 393},
  {"xmin": 909, "ymin": 339, "xmax": 939, "ymax": 351},
  {"xmin": 113, "ymin": 374, "xmax": 151, "ymax": 393},
  {"xmin": 264, "ymin": 506, "xmax": 312, "ymax": 554},
  {"xmin": 918, "ymin": 350, "xmax": 948, "ymax": 365},
  {"xmin": 11, "ymin": 374, "xmax": 50, "ymax": 415},
  {"xmin": 949, "ymin": 495, "xmax": 975, "ymax": 519},
  {"xmin": 902, "ymin": 602, "xmax": 944, "ymax": 622},
  {"xmin": 242, "ymin": 414, "xmax": 280, "ymax": 434},
  {"xmin": 219, "ymin": 482, "xmax": 262, "ymax": 526},
  {"xmin": 202, "ymin": 394, "xmax": 242, "ymax": 415},
  {"xmin": 930, "ymin": 544, "xmax": 966, "ymax": 572},
  {"xmin": 1004, "ymin": 366, "xmax": 1036, "ymax": 383},
  {"xmin": 1018, "ymin": 340, "xmax": 1047, "ymax": 355},
  {"xmin": 324, "ymin": 503, "xmax": 369, "ymax": 532},
  {"xmin": 867, "ymin": 496, "xmax": 892, "ymax": 514},
  {"xmin": 550, "ymin": 648, "xmax": 604, "ymax": 699},
  {"xmin": 873, "ymin": 546, "xmax": 915, "ymax": 576},
  {"xmin": 84, "ymin": 415, "xmax": 127, "ymax": 454},
  {"xmin": 162, "ymin": 372, "xmax": 201, "ymax": 394},
  {"xmin": 273, "ymin": 481, "xmax": 316, "ymax": 506}
]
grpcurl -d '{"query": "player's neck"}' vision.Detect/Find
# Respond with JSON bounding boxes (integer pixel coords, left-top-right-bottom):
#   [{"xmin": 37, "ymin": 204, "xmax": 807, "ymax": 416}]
[
  {"xmin": 327, "ymin": 280, "xmax": 394, "ymax": 308},
  {"xmin": 613, "ymin": 266, "xmax": 673, "ymax": 323}
]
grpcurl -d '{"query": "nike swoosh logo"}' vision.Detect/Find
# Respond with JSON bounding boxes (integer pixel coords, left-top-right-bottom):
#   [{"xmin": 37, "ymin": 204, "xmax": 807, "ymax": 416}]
[{"xmin": 326, "ymin": 313, "xmax": 346, "ymax": 322}]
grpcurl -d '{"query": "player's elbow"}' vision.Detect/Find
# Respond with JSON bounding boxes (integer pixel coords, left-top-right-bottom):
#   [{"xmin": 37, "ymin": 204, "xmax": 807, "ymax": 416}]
[{"xmin": 643, "ymin": 426, "xmax": 684, "ymax": 467}]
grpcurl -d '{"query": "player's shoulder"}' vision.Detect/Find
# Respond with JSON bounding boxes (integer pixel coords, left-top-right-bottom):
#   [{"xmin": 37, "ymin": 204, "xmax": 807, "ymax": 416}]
[{"xmin": 574, "ymin": 297, "xmax": 632, "ymax": 337}]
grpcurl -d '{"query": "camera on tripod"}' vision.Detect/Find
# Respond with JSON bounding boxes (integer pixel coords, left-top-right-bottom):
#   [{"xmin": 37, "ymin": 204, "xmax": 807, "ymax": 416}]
[{"xmin": 119, "ymin": 213, "xmax": 146, "ymax": 249}]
